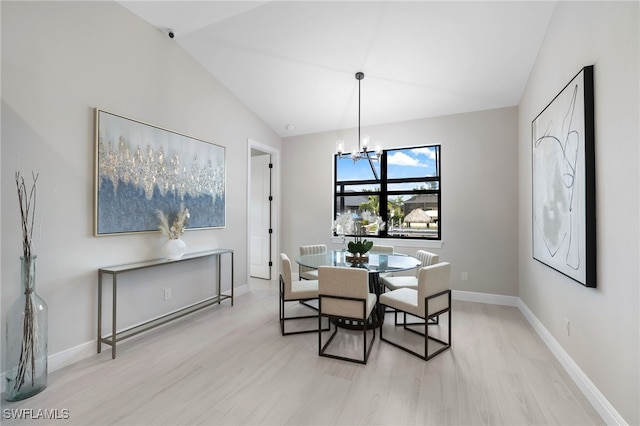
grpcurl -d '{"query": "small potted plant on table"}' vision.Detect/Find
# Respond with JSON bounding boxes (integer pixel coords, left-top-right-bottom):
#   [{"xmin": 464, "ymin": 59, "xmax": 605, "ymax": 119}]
[{"xmin": 346, "ymin": 221, "xmax": 373, "ymax": 264}]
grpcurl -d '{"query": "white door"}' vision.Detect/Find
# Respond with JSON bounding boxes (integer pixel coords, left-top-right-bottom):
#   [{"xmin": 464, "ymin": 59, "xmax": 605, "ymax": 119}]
[{"xmin": 250, "ymin": 154, "xmax": 272, "ymax": 279}]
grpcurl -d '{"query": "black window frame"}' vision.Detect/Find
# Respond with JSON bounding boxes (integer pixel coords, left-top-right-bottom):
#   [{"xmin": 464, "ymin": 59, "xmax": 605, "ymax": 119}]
[{"xmin": 334, "ymin": 144, "xmax": 441, "ymax": 240}]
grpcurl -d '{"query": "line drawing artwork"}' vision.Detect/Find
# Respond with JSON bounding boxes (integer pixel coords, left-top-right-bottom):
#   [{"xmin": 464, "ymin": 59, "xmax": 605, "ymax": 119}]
[
  {"xmin": 533, "ymin": 84, "xmax": 581, "ymax": 271},
  {"xmin": 532, "ymin": 65, "xmax": 595, "ymax": 287}
]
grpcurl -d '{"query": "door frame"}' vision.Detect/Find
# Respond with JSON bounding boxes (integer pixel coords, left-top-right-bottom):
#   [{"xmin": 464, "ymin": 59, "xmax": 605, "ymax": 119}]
[{"xmin": 247, "ymin": 138, "xmax": 280, "ymax": 284}]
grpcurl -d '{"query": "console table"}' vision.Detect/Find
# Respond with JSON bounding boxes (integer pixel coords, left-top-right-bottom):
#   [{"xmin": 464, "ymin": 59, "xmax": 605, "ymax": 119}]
[{"xmin": 97, "ymin": 249, "xmax": 234, "ymax": 359}]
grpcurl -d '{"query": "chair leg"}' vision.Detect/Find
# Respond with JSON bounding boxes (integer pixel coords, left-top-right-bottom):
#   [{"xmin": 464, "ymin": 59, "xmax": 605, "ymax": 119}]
[
  {"xmin": 362, "ymin": 313, "xmax": 376, "ymax": 364},
  {"xmin": 319, "ymin": 316, "xmax": 374, "ymax": 364},
  {"xmin": 300, "ymin": 299, "xmax": 319, "ymax": 311},
  {"xmin": 425, "ymin": 312, "xmax": 451, "ymax": 360},
  {"xmin": 318, "ymin": 295, "xmax": 375, "ymax": 364},
  {"xmin": 319, "ymin": 316, "xmax": 339, "ymax": 356},
  {"xmin": 362, "ymin": 315, "xmax": 367, "ymax": 362},
  {"xmin": 423, "ymin": 290, "xmax": 451, "ymax": 360},
  {"xmin": 282, "ymin": 297, "xmax": 328, "ymax": 336},
  {"xmin": 380, "ymin": 302, "xmax": 451, "ymax": 361},
  {"xmin": 279, "ymin": 286, "xmax": 285, "ymax": 335},
  {"xmin": 391, "ymin": 309, "xmax": 432, "ymax": 327}
]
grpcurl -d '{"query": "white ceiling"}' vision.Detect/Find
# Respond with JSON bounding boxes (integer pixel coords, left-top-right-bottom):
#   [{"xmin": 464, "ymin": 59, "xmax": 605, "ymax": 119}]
[{"xmin": 119, "ymin": 1, "xmax": 557, "ymax": 137}]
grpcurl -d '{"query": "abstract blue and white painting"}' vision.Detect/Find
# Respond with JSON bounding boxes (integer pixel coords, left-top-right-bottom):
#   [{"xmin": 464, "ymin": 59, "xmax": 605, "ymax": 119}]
[{"xmin": 95, "ymin": 109, "xmax": 225, "ymax": 235}]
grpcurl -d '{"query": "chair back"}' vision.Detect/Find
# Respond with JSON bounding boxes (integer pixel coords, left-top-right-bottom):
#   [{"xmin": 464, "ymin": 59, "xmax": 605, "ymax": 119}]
[
  {"xmin": 371, "ymin": 245, "xmax": 394, "ymax": 254},
  {"xmin": 299, "ymin": 245, "xmax": 327, "ymax": 279},
  {"xmin": 417, "ymin": 262, "xmax": 451, "ymax": 317},
  {"xmin": 280, "ymin": 253, "xmax": 293, "ymax": 297},
  {"xmin": 299, "ymin": 244, "xmax": 327, "ymax": 256},
  {"xmin": 318, "ymin": 266, "xmax": 370, "ymax": 320},
  {"xmin": 415, "ymin": 250, "xmax": 440, "ymax": 277}
]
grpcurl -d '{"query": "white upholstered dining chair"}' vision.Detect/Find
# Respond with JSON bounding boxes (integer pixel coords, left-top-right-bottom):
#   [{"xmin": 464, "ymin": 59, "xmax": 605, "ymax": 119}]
[
  {"xmin": 380, "ymin": 250, "xmax": 439, "ymax": 291},
  {"xmin": 379, "ymin": 262, "xmax": 452, "ymax": 360},
  {"xmin": 318, "ymin": 266, "xmax": 377, "ymax": 364},
  {"xmin": 279, "ymin": 253, "xmax": 328, "ymax": 335}
]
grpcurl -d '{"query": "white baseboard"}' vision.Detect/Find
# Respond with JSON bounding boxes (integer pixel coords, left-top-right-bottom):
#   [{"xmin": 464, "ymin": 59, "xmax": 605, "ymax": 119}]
[
  {"xmin": 517, "ymin": 300, "xmax": 627, "ymax": 426},
  {"xmin": 452, "ymin": 289, "xmax": 519, "ymax": 306},
  {"xmin": 1, "ymin": 285, "xmax": 249, "ymax": 395},
  {"xmin": 234, "ymin": 283, "xmax": 249, "ymax": 296},
  {"xmin": 49, "ymin": 340, "xmax": 97, "ymax": 373},
  {"xmin": 1, "ymin": 339, "xmax": 96, "ymax": 394}
]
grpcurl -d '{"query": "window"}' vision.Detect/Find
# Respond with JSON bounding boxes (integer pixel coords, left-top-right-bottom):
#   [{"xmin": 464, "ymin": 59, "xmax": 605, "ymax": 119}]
[{"xmin": 334, "ymin": 145, "xmax": 441, "ymax": 240}]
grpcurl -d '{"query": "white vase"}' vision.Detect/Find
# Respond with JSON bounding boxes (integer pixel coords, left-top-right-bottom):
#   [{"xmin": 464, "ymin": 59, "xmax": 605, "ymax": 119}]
[{"xmin": 162, "ymin": 238, "xmax": 186, "ymax": 260}]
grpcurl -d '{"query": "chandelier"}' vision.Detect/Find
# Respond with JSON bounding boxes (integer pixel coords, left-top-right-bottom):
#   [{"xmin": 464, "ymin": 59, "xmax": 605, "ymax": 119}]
[{"xmin": 336, "ymin": 72, "xmax": 382, "ymax": 162}]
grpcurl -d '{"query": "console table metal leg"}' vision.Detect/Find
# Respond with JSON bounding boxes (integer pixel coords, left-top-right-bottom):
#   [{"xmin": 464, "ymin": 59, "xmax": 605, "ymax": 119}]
[
  {"xmin": 112, "ymin": 274, "xmax": 117, "ymax": 359},
  {"xmin": 231, "ymin": 252, "xmax": 234, "ymax": 306},
  {"xmin": 217, "ymin": 255, "xmax": 222, "ymax": 304},
  {"xmin": 98, "ymin": 272, "xmax": 102, "ymax": 354}
]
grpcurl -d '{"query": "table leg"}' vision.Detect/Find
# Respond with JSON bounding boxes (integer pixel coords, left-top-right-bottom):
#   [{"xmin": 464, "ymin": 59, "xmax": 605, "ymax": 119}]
[
  {"xmin": 230, "ymin": 252, "xmax": 234, "ymax": 306},
  {"xmin": 97, "ymin": 271, "xmax": 102, "ymax": 354},
  {"xmin": 112, "ymin": 274, "xmax": 117, "ymax": 359},
  {"xmin": 217, "ymin": 254, "xmax": 222, "ymax": 304},
  {"xmin": 369, "ymin": 273, "xmax": 384, "ymax": 328}
]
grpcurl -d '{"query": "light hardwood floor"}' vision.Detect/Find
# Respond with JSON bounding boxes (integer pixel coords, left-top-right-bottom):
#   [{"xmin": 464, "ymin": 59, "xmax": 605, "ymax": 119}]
[{"xmin": 1, "ymin": 278, "xmax": 604, "ymax": 425}]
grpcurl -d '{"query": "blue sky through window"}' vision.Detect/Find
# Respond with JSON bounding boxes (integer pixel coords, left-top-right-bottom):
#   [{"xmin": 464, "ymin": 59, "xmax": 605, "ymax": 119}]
[
  {"xmin": 336, "ymin": 156, "xmax": 380, "ymax": 181},
  {"xmin": 388, "ymin": 147, "xmax": 438, "ymax": 179},
  {"xmin": 336, "ymin": 146, "xmax": 438, "ymax": 189}
]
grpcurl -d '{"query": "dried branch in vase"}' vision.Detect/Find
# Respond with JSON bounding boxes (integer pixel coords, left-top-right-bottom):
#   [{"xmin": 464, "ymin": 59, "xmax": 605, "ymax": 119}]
[{"xmin": 15, "ymin": 171, "xmax": 39, "ymax": 259}]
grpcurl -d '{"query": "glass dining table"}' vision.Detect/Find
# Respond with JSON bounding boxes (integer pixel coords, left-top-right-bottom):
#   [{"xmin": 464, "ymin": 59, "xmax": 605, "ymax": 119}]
[{"xmin": 295, "ymin": 249, "xmax": 421, "ymax": 328}]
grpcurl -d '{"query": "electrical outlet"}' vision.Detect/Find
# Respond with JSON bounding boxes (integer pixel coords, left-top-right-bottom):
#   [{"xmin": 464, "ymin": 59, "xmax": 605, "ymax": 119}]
[
  {"xmin": 164, "ymin": 288, "xmax": 172, "ymax": 301},
  {"xmin": 461, "ymin": 272, "xmax": 468, "ymax": 282},
  {"xmin": 565, "ymin": 319, "xmax": 570, "ymax": 336}
]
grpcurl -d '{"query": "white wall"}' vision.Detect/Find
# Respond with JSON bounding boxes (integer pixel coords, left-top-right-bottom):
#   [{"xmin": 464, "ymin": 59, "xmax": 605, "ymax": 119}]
[
  {"xmin": 1, "ymin": 1, "xmax": 281, "ymax": 372},
  {"xmin": 282, "ymin": 107, "xmax": 519, "ymax": 297},
  {"xmin": 518, "ymin": 2, "xmax": 639, "ymax": 424}
]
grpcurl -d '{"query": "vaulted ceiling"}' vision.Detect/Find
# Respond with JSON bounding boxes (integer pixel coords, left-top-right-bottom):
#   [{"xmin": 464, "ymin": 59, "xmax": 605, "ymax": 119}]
[{"xmin": 119, "ymin": 1, "xmax": 557, "ymax": 137}]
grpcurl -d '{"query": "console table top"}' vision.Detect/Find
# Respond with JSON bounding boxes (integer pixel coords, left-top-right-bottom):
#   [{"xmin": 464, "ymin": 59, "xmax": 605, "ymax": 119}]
[{"xmin": 99, "ymin": 248, "xmax": 234, "ymax": 273}]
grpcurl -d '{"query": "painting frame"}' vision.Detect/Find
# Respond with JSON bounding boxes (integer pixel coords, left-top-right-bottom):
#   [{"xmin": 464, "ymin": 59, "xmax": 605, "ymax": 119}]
[
  {"xmin": 531, "ymin": 65, "xmax": 596, "ymax": 288},
  {"xmin": 94, "ymin": 109, "xmax": 226, "ymax": 236}
]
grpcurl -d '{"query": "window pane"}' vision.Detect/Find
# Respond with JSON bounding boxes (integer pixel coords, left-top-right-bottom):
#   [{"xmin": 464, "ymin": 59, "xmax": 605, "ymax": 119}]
[
  {"xmin": 403, "ymin": 193, "xmax": 439, "ymax": 212},
  {"xmin": 387, "ymin": 181, "xmax": 439, "ymax": 191},
  {"xmin": 336, "ymin": 183, "xmax": 380, "ymax": 193},
  {"xmin": 387, "ymin": 193, "xmax": 439, "ymax": 238},
  {"xmin": 335, "ymin": 194, "xmax": 381, "ymax": 216},
  {"xmin": 336, "ymin": 155, "xmax": 381, "ymax": 181},
  {"xmin": 387, "ymin": 146, "xmax": 439, "ymax": 179}
]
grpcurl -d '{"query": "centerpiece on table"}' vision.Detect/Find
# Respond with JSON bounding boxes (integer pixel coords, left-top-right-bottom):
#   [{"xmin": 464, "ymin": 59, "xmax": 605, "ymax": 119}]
[
  {"xmin": 156, "ymin": 204, "xmax": 190, "ymax": 260},
  {"xmin": 333, "ymin": 211, "xmax": 385, "ymax": 265},
  {"xmin": 346, "ymin": 221, "xmax": 374, "ymax": 264},
  {"xmin": 5, "ymin": 171, "xmax": 48, "ymax": 401}
]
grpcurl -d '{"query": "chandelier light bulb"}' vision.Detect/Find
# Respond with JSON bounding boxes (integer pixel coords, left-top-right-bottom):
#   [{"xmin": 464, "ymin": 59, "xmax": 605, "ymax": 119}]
[
  {"xmin": 361, "ymin": 135, "xmax": 370, "ymax": 149},
  {"xmin": 336, "ymin": 140, "xmax": 344, "ymax": 154}
]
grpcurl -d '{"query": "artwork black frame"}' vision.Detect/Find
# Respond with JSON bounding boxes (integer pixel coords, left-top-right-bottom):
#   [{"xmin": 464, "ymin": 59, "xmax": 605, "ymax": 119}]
[
  {"xmin": 531, "ymin": 65, "xmax": 596, "ymax": 287},
  {"xmin": 94, "ymin": 109, "xmax": 226, "ymax": 236}
]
